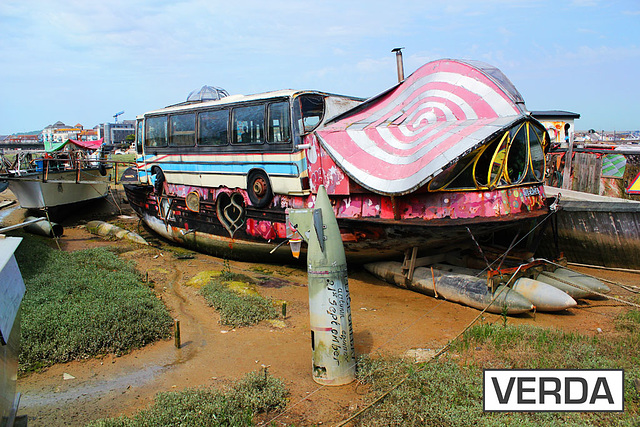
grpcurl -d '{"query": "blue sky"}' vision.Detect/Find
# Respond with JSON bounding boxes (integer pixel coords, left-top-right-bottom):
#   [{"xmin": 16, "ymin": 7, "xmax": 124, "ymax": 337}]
[{"xmin": 1, "ymin": 0, "xmax": 638, "ymax": 135}]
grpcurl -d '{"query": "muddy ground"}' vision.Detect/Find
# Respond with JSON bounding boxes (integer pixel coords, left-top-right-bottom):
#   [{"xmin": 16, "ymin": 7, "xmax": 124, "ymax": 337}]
[{"xmin": 2, "ymin": 189, "xmax": 638, "ymax": 426}]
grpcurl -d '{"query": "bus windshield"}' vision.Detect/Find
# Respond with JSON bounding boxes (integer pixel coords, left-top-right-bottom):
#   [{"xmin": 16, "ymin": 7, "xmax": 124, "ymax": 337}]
[{"xmin": 293, "ymin": 94, "xmax": 324, "ymax": 134}]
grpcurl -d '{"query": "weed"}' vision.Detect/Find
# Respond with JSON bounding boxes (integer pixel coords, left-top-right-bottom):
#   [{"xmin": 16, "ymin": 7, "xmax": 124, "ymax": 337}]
[
  {"xmin": 616, "ymin": 309, "xmax": 640, "ymax": 334},
  {"xmin": 221, "ymin": 258, "xmax": 234, "ymax": 281},
  {"xmin": 14, "ymin": 235, "xmax": 172, "ymax": 373},
  {"xmin": 353, "ymin": 321, "xmax": 640, "ymax": 426},
  {"xmin": 87, "ymin": 370, "xmax": 288, "ymax": 426},
  {"xmin": 200, "ymin": 273, "xmax": 278, "ymax": 327}
]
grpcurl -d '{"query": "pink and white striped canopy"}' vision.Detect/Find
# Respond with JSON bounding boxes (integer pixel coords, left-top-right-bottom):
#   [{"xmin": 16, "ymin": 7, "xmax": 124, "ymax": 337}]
[{"xmin": 314, "ymin": 59, "xmax": 529, "ymax": 195}]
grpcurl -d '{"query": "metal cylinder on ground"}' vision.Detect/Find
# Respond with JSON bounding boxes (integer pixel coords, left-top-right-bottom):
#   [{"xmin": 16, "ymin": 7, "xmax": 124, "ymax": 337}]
[
  {"xmin": 512, "ymin": 277, "xmax": 577, "ymax": 311},
  {"xmin": 287, "ymin": 185, "xmax": 356, "ymax": 386},
  {"xmin": 536, "ymin": 271, "xmax": 595, "ymax": 299},
  {"xmin": 86, "ymin": 220, "xmax": 148, "ymax": 245},
  {"xmin": 551, "ymin": 267, "xmax": 610, "ymax": 294},
  {"xmin": 24, "ymin": 216, "xmax": 63, "ymax": 238},
  {"xmin": 364, "ymin": 261, "xmax": 534, "ymax": 315}
]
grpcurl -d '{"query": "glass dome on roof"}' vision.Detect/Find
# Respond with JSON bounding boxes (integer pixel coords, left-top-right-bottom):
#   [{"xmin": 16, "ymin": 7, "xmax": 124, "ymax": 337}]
[{"xmin": 186, "ymin": 85, "xmax": 229, "ymax": 102}]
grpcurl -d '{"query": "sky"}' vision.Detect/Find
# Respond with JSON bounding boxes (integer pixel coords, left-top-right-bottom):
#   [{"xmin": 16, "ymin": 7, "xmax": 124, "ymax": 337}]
[{"xmin": 0, "ymin": 0, "xmax": 638, "ymax": 135}]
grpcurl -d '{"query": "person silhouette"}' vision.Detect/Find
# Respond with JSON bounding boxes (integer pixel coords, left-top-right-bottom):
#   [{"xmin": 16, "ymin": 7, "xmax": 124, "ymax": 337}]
[{"xmin": 241, "ymin": 126, "xmax": 250, "ymax": 143}]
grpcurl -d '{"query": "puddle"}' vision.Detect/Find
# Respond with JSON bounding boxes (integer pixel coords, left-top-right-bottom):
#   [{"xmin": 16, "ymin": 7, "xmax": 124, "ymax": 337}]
[
  {"xmin": 0, "ymin": 204, "xmax": 20, "ymax": 224},
  {"xmin": 20, "ymin": 364, "xmax": 164, "ymax": 408},
  {"xmin": 257, "ymin": 277, "xmax": 295, "ymax": 288}
]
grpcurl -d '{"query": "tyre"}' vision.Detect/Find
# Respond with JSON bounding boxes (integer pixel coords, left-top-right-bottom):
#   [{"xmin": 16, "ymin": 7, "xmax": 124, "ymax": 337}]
[
  {"xmin": 247, "ymin": 170, "xmax": 272, "ymax": 208},
  {"xmin": 152, "ymin": 166, "xmax": 165, "ymax": 194}
]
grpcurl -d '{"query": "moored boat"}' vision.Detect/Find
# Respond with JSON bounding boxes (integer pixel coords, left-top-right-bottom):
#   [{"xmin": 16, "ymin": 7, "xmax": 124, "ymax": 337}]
[
  {"xmin": 123, "ymin": 59, "xmax": 552, "ymax": 262},
  {"xmin": 537, "ymin": 186, "xmax": 640, "ymax": 268},
  {"xmin": 1, "ymin": 139, "xmax": 111, "ymax": 215}
]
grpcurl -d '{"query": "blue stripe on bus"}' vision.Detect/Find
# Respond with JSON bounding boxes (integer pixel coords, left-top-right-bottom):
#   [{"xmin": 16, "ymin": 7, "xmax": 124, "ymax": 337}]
[{"xmin": 138, "ymin": 158, "xmax": 306, "ymax": 178}]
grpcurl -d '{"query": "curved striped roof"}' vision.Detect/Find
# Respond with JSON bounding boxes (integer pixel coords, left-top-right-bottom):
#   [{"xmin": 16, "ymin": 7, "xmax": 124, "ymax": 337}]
[{"xmin": 314, "ymin": 59, "xmax": 529, "ymax": 196}]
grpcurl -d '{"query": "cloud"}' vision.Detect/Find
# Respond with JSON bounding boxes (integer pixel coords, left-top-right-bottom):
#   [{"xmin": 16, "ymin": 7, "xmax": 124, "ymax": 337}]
[{"xmin": 571, "ymin": 0, "xmax": 600, "ymax": 6}]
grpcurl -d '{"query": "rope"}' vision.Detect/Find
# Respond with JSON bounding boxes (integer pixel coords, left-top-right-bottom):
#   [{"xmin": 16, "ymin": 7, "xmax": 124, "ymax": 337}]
[
  {"xmin": 334, "ymin": 269, "xmax": 522, "ymax": 427},
  {"xmin": 473, "ymin": 209, "xmax": 556, "ymax": 278},
  {"xmin": 43, "ymin": 208, "xmax": 61, "ymax": 250},
  {"xmin": 260, "ymin": 298, "xmax": 448, "ymax": 426},
  {"xmin": 536, "ymin": 259, "xmax": 640, "ymax": 309},
  {"xmin": 330, "ymin": 215, "xmax": 558, "ymax": 426},
  {"xmin": 568, "ymin": 261, "xmax": 640, "ymax": 275}
]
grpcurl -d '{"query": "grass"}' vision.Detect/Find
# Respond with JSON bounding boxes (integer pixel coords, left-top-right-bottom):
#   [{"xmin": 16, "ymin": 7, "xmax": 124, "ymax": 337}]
[
  {"xmin": 87, "ymin": 369, "xmax": 288, "ymax": 427},
  {"xmin": 15, "ymin": 234, "xmax": 173, "ymax": 373},
  {"xmin": 199, "ymin": 271, "xmax": 279, "ymax": 327},
  {"xmin": 353, "ymin": 312, "xmax": 640, "ymax": 426}
]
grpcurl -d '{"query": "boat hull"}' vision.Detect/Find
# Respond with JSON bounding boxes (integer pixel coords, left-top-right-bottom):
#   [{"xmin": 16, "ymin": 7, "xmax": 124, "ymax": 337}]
[
  {"xmin": 6, "ymin": 169, "xmax": 110, "ymax": 209},
  {"xmin": 538, "ymin": 187, "xmax": 640, "ymax": 268},
  {"xmin": 124, "ymin": 183, "xmax": 549, "ymax": 263}
]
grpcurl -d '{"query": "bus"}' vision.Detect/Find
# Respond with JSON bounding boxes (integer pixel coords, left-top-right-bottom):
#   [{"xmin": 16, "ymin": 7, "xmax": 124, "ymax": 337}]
[{"xmin": 122, "ymin": 59, "xmax": 550, "ymax": 262}]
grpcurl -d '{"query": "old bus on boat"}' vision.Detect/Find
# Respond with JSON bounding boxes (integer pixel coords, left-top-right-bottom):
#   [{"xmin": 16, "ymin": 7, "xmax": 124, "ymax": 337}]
[{"xmin": 122, "ymin": 59, "xmax": 551, "ymax": 262}]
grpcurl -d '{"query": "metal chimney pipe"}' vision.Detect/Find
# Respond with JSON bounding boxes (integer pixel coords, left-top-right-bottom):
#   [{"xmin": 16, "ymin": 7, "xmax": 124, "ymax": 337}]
[{"xmin": 392, "ymin": 47, "xmax": 405, "ymax": 82}]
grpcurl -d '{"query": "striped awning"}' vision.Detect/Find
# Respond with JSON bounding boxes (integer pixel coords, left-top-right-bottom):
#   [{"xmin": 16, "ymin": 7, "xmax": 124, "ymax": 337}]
[{"xmin": 315, "ymin": 59, "xmax": 529, "ymax": 195}]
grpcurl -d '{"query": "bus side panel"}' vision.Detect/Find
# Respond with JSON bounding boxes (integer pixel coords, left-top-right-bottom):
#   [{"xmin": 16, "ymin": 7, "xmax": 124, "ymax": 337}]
[{"xmin": 305, "ymin": 133, "xmax": 350, "ymax": 195}]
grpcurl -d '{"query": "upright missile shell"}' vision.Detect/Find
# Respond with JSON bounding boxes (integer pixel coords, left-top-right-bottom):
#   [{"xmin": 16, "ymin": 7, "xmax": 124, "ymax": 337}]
[
  {"xmin": 287, "ymin": 186, "xmax": 355, "ymax": 386},
  {"xmin": 512, "ymin": 277, "xmax": 577, "ymax": 311}
]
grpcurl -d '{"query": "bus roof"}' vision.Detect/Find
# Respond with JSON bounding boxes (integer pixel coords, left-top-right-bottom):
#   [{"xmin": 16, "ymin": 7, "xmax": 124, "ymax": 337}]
[{"xmin": 143, "ymin": 89, "xmax": 363, "ymax": 116}]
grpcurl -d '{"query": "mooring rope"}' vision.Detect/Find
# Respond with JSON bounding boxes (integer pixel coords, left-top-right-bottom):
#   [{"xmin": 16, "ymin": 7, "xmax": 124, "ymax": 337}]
[
  {"xmin": 536, "ymin": 259, "xmax": 640, "ymax": 310},
  {"xmin": 333, "ymin": 268, "xmax": 522, "ymax": 427},
  {"xmin": 260, "ymin": 297, "xmax": 448, "ymax": 426}
]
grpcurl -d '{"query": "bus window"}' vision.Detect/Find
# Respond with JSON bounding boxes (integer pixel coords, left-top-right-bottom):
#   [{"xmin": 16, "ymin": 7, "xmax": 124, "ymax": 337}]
[
  {"xmin": 145, "ymin": 116, "xmax": 167, "ymax": 148},
  {"xmin": 169, "ymin": 113, "xmax": 196, "ymax": 146},
  {"xmin": 293, "ymin": 94, "xmax": 324, "ymax": 134},
  {"xmin": 136, "ymin": 119, "xmax": 143, "ymax": 154},
  {"xmin": 232, "ymin": 105, "xmax": 264, "ymax": 144},
  {"xmin": 199, "ymin": 109, "xmax": 229, "ymax": 146},
  {"xmin": 267, "ymin": 102, "xmax": 291, "ymax": 143}
]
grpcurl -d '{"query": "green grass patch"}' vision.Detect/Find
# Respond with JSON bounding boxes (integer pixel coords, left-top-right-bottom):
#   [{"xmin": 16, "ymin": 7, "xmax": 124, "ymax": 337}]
[
  {"xmin": 15, "ymin": 235, "xmax": 173, "ymax": 373},
  {"xmin": 111, "ymin": 152, "xmax": 138, "ymax": 164},
  {"xmin": 200, "ymin": 272, "xmax": 278, "ymax": 327},
  {"xmin": 354, "ymin": 319, "xmax": 640, "ymax": 426},
  {"xmin": 87, "ymin": 369, "xmax": 288, "ymax": 427}
]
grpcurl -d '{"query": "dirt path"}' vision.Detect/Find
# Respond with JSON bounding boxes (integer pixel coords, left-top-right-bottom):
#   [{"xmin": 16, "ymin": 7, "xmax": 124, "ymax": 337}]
[{"xmin": 5, "ymin": 192, "xmax": 639, "ymax": 426}]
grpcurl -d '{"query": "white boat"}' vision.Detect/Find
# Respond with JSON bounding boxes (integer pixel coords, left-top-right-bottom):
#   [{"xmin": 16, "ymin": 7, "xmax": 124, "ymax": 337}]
[{"xmin": 1, "ymin": 139, "xmax": 111, "ymax": 213}]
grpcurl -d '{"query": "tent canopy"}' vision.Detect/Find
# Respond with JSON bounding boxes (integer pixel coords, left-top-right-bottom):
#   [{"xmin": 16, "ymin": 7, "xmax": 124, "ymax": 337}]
[{"xmin": 46, "ymin": 138, "xmax": 104, "ymax": 153}]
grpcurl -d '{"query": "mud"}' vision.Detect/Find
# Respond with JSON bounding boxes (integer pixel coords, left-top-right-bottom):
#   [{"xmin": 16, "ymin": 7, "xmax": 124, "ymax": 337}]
[{"xmin": 3, "ymin": 189, "xmax": 638, "ymax": 426}]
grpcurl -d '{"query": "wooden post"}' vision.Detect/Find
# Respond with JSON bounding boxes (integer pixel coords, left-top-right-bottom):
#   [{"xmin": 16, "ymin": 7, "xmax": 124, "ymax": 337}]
[
  {"xmin": 174, "ymin": 319, "xmax": 181, "ymax": 349},
  {"xmin": 282, "ymin": 302, "xmax": 287, "ymax": 319},
  {"xmin": 561, "ymin": 133, "xmax": 574, "ymax": 190}
]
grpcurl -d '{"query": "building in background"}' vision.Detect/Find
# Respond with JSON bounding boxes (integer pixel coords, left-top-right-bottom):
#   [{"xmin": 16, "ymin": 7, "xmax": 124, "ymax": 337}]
[
  {"xmin": 99, "ymin": 120, "xmax": 135, "ymax": 147},
  {"xmin": 41, "ymin": 121, "xmax": 100, "ymax": 151},
  {"xmin": 42, "ymin": 121, "xmax": 83, "ymax": 144},
  {"xmin": 530, "ymin": 110, "xmax": 580, "ymax": 148},
  {"xmin": 4, "ymin": 134, "xmax": 40, "ymax": 144}
]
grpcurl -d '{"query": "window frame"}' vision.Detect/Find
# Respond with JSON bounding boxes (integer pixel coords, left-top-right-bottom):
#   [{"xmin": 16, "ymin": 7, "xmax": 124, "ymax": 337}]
[
  {"xmin": 267, "ymin": 100, "xmax": 292, "ymax": 144},
  {"xmin": 144, "ymin": 115, "xmax": 168, "ymax": 148},
  {"xmin": 168, "ymin": 113, "xmax": 196, "ymax": 147},
  {"xmin": 197, "ymin": 108, "xmax": 230, "ymax": 147},
  {"xmin": 231, "ymin": 103, "xmax": 266, "ymax": 146}
]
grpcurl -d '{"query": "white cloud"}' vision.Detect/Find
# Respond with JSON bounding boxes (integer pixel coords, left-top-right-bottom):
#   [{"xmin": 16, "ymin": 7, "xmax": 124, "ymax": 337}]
[{"xmin": 571, "ymin": 0, "xmax": 600, "ymax": 6}]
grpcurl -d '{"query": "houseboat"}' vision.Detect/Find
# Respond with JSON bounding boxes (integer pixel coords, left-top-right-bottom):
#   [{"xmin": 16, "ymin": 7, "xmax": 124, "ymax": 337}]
[{"xmin": 122, "ymin": 59, "xmax": 551, "ymax": 262}]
